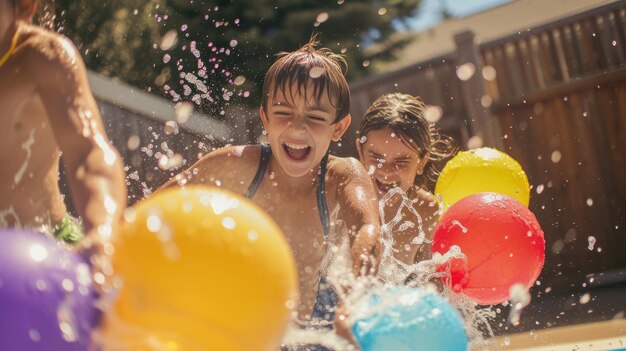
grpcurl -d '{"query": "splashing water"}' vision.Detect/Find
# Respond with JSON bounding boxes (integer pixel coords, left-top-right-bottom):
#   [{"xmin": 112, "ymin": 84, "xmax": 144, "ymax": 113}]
[
  {"xmin": 14, "ymin": 129, "xmax": 36, "ymax": 186},
  {"xmin": 281, "ymin": 187, "xmax": 496, "ymax": 350},
  {"xmin": 508, "ymin": 283, "xmax": 531, "ymax": 326}
]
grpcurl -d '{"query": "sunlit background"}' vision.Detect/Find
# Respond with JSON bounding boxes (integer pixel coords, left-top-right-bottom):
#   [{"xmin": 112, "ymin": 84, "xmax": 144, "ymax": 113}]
[{"xmin": 39, "ymin": 0, "xmax": 626, "ymax": 349}]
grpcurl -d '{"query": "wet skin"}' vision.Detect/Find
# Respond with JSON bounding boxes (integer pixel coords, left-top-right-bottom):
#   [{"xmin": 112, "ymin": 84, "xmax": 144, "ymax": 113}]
[
  {"xmin": 0, "ymin": 0, "xmax": 126, "ymax": 282},
  {"xmin": 357, "ymin": 127, "xmax": 438, "ymax": 264},
  {"xmin": 162, "ymin": 81, "xmax": 381, "ymax": 320}
]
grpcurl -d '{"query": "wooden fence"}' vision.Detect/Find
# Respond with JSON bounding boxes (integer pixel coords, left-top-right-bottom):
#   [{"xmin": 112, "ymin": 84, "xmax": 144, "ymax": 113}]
[{"xmin": 345, "ymin": 0, "xmax": 626, "ymax": 331}]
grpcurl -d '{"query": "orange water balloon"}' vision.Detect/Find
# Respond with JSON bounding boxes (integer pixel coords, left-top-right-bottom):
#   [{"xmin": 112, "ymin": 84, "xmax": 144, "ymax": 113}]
[{"xmin": 99, "ymin": 186, "xmax": 298, "ymax": 351}]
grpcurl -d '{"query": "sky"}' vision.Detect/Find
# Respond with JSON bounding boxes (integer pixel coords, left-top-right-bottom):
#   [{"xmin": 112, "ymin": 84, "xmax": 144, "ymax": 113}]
[{"xmin": 408, "ymin": 0, "xmax": 512, "ymax": 30}]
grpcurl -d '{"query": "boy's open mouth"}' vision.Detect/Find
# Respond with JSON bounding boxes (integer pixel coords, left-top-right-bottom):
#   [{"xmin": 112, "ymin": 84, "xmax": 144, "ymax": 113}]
[
  {"xmin": 375, "ymin": 178, "xmax": 399, "ymax": 194},
  {"xmin": 283, "ymin": 142, "xmax": 311, "ymax": 161}
]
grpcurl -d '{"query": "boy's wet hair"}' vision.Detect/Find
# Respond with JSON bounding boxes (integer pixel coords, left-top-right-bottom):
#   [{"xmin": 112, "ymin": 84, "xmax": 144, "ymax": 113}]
[
  {"xmin": 261, "ymin": 36, "xmax": 350, "ymax": 123},
  {"xmin": 359, "ymin": 93, "xmax": 457, "ymax": 187}
]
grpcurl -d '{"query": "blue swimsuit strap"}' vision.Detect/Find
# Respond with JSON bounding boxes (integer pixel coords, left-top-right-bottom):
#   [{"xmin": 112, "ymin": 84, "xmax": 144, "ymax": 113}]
[
  {"xmin": 317, "ymin": 152, "xmax": 330, "ymax": 238},
  {"xmin": 244, "ymin": 144, "xmax": 272, "ymax": 199},
  {"xmin": 245, "ymin": 144, "xmax": 330, "ymax": 237}
]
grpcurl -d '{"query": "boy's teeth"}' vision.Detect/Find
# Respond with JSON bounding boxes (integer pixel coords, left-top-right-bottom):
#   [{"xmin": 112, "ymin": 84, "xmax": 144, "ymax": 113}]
[
  {"xmin": 283, "ymin": 142, "xmax": 311, "ymax": 161},
  {"xmin": 285, "ymin": 142, "xmax": 308, "ymax": 150}
]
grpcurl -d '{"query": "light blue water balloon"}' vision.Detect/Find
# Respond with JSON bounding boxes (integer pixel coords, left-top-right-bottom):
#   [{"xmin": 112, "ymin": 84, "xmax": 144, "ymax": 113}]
[{"xmin": 352, "ymin": 287, "xmax": 469, "ymax": 351}]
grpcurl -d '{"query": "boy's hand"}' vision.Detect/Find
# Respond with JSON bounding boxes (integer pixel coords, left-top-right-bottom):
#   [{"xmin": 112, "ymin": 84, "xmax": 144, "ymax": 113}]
[
  {"xmin": 75, "ymin": 228, "xmax": 116, "ymax": 299},
  {"xmin": 334, "ymin": 300, "xmax": 358, "ymax": 348},
  {"xmin": 351, "ymin": 224, "xmax": 382, "ymax": 276}
]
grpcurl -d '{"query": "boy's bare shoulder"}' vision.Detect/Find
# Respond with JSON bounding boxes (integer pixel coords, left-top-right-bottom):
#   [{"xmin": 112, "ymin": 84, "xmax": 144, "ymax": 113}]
[
  {"xmin": 188, "ymin": 144, "xmax": 262, "ymax": 186},
  {"xmin": 200, "ymin": 144, "xmax": 261, "ymax": 166}
]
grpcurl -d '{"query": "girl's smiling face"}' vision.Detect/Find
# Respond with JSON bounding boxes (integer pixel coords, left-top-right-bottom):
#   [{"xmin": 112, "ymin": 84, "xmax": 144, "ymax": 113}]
[{"xmin": 357, "ymin": 127, "xmax": 428, "ymax": 196}]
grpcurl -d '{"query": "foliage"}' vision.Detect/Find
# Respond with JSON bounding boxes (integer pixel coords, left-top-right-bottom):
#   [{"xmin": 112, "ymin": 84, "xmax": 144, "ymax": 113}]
[{"xmin": 49, "ymin": 0, "xmax": 420, "ymax": 115}]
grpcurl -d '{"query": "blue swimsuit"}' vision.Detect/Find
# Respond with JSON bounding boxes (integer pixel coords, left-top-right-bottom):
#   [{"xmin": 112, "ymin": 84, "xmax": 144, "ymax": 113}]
[{"xmin": 245, "ymin": 144, "xmax": 338, "ymax": 327}]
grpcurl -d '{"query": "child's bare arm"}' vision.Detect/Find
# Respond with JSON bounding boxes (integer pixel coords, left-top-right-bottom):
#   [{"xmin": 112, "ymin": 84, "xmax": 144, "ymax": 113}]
[
  {"xmin": 34, "ymin": 36, "xmax": 126, "ymax": 248},
  {"xmin": 336, "ymin": 158, "xmax": 381, "ymax": 276}
]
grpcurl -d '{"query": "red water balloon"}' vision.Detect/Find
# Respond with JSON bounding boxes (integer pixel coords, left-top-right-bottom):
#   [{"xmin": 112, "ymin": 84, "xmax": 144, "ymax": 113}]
[{"xmin": 432, "ymin": 192, "xmax": 545, "ymax": 305}]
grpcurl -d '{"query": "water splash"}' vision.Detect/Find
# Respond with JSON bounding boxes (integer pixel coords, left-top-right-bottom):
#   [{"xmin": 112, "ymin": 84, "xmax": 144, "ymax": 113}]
[
  {"xmin": 14, "ymin": 129, "xmax": 36, "ymax": 186},
  {"xmin": 0, "ymin": 206, "xmax": 21, "ymax": 228},
  {"xmin": 280, "ymin": 187, "xmax": 495, "ymax": 349}
]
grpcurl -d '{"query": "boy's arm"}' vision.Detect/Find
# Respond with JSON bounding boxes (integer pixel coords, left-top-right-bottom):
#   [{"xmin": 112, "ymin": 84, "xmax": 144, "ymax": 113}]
[
  {"xmin": 34, "ymin": 36, "xmax": 126, "ymax": 253},
  {"xmin": 335, "ymin": 158, "xmax": 381, "ymax": 277}
]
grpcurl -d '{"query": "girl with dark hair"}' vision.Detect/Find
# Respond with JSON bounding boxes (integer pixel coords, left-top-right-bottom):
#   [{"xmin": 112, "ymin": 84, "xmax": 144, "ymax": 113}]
[{"xmin": 356, "ymin": 93, "xmax": 457, "ymax": 270}]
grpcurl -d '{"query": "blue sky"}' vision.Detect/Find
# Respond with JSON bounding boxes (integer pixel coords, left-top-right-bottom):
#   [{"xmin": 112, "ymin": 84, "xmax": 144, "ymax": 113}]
[{"xmin": 408, "ymin": 0, "xmax": 512, "ymax": 30}]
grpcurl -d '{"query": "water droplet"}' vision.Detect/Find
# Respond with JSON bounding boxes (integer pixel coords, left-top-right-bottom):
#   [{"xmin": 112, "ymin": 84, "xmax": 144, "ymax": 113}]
[
  {"xmin": 35, "ymin": 279, "xmax": 48, "ymax": 291},
  {"xmin": 29, "ymin": 244, "xmax": 48, "ymax": 262},
  {"xmin": 579, "ymin": 293, "xmax": 591, "ymax": 304},
  {"xmin": 482, "ymin": 65, "xmax": 497, "ymax": 80},
  {"xmin": 586, "ymin": 198, "xmax": 593, "ymax": 206},
  {"xmin": 248, "ymin": 230, "xmax": 258, "ymax": 241},
  {"xmin": 587, "ymin": 236, "xmax": 596, "ymax": 250},
  {"xmin": 146, "ymin": 214, "xmax": 162, "ymax": 232},
  {"xmin": 127, "ymin": 135, "xmax": 140, "ymax": 150},
  {"xmin": 29, "ymin": 329, "xmax": 41, "ymax": 342},
  {"xmin": 61, "ymin": 279, "xmax": 75, "ymax": 292},
  {"xmin": 551, "ymin": 150, "xmax": 562, "ymax": 163},
  {"xmin": 175, "ymin": 102, "xmax": 193, "ymax": 124},
  {"xmin": 536, "ymin": 184, "xmax": 544, "ymax": 194},
  {"xmin": 378, "ymin": 8, "xmax": 387, "ymax": 15},
  {"xmin": 164, "ymin": 121, "xmax": 179, "ymax": 135},
  {"xmin": 467, "ymin": 136, "xmax": 483, "ymax": 149},
  {"xmin": 424, "ymin": 105, "xmax": 443, "ymax": 123},
  {"xmin": 59, "ymin": 322, "xmax": 77, "ymax": 342},
  {"xmin": 159, "ymin": 30, "xmax": 178, "ymax": 51},
  {"xmin": 309, "ymin": 66, "xmax": 325, "ymax": 79},
  {"xmin": 551, "ymin": 239, "xmax": 564, "ymax": 254},
  {"xmin": 362, "ymin": 60, "xmax": 370, "ymax": 68},
  {"xmin": 285, "ymin": 299, "xmax": 295, "ymax": 309},
  {"xmin": 158, "ymin": 153, "xmax": 183, "ymax": 170},
  {"xmin": 316, "ymin": 12, "xmax": 329, "ymax": 23},
  {"xmin": 456, "ymin": 62, "xmax": 476, "ymax": 81},
  {"xmin": 222, "ymin": 217, "xmax": 236, "ymax": 230},
  {"xmin": 480, "ymin": 95, "xmax": 493, "ymax": 108},
  {"xmin": 451, "ymin": 220, "xmax": 468, "ymax": 233},
  {"xmin": 123, "ymin": 207, "xmax": 137, "ymax": 223}
]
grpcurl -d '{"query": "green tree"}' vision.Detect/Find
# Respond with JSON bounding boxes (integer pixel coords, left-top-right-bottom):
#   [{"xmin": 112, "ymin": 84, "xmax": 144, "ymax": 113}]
[{"xmin": 50, "ymin": 0, "xmax": 420, "ymax": 115}]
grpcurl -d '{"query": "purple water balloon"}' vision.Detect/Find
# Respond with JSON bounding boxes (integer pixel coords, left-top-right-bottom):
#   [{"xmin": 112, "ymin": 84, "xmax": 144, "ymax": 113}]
[{"xmin": 0, "ymin": 229, "xmax": 99, "ymax": 350}]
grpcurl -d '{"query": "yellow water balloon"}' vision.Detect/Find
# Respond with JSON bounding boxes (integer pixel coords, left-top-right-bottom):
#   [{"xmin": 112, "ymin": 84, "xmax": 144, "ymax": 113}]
[
  {"xmin": 435, "ymin": 147, "xmax": 530, "ymax": 212},
  {"xmin": 100, "ymin": 186, "xmax": 298, "ymax": 351}
]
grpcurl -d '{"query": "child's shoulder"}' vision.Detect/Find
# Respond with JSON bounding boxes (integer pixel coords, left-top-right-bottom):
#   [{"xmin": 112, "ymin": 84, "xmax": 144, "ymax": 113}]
[
  {"xmin": 409, "ymin": 187, "xmax": 441, "ymax": 237},
  {"xmin": 410, "ymin": 187, "xmax": 440, "ymax": 214},
  {"xmin": 17, "ymin": 25, "xmax": 82, "ymax": 71},
  {"xmin": 197, "ymin": 144, "xmax": 263, "ymax": 170},
  {"xmin": 184, "ymin": 144, "xmax": 263, "ymax": 191}
]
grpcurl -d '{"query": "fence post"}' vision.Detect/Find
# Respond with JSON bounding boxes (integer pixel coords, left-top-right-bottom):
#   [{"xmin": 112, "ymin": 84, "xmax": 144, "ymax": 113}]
[{"xmin": 454, "ymin": 30, "xmax": 504, "ymax": 149}]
